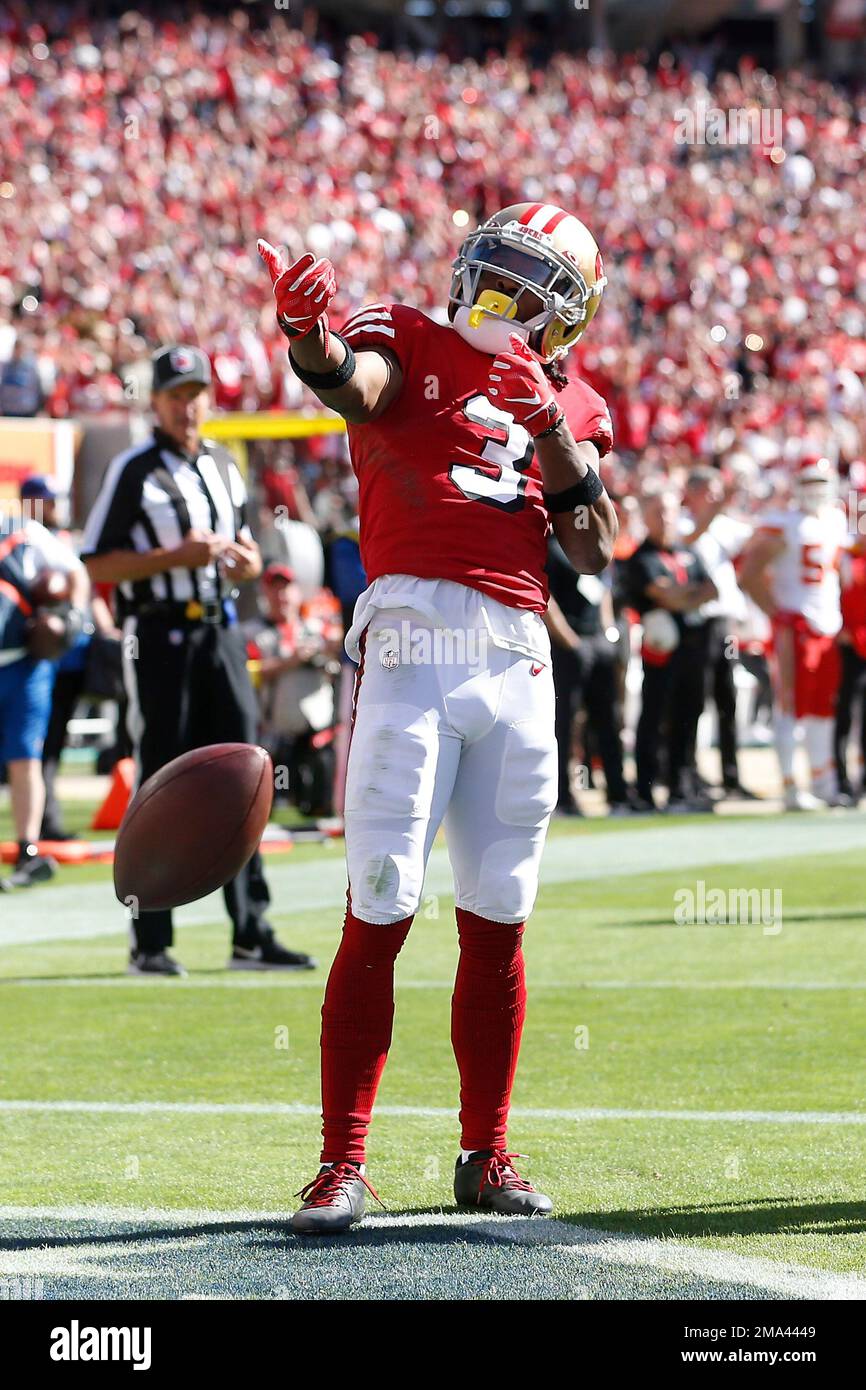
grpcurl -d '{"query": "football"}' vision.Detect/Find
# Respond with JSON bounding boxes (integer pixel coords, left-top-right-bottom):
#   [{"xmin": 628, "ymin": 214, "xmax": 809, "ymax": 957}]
[
  {"xmin": 26, "ymin": 610, "xmax": 68, "ymax": 661},
  {"xmin": 25, "ymin": 568, "xmax": 74, "ymax": 660},
  {"xmin": 29, "ymin": 568, "xmax": 72, "ymax": 609},
  {"xmin": 113, "ymin": 743, "xmax": 274, "ymax": 911}
]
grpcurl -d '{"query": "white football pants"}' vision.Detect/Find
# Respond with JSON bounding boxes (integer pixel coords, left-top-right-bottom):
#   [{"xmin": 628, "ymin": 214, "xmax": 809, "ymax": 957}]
[{"xmin": 344, "ymin": 609, "xmax": 557, "ymax": 925}]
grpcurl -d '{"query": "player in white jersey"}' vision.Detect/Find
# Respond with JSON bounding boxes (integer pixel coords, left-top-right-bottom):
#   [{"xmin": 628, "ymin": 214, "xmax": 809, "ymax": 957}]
[{"xmin": 739, "ymin": 457, "xmax": 847, "ymax": 809}]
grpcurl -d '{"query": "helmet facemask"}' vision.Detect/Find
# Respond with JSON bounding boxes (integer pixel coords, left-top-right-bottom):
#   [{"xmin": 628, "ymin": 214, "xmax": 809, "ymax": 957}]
[{"xmin": 449, "ymin": 229, "xmax": 596, "ymax": 361}]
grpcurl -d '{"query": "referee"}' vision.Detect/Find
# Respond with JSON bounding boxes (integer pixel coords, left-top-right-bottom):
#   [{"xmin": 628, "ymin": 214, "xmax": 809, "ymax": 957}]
[{"xmin": 82, "ymin": 345, "xmax": 316, "ymax": 976}]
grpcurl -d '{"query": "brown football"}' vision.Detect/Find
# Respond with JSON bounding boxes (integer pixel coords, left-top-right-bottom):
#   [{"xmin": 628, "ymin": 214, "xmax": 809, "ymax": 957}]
[
  {"xmin": 27, "ymin": 611, "xmax": 68, "ymax": 660},
  {"xmin": 113, "ymin": 743, "xmax": 274, "ymax": 910},
  {"xmin": 30, "ymin": 568, "xmax": 72, "ymax": 608}
]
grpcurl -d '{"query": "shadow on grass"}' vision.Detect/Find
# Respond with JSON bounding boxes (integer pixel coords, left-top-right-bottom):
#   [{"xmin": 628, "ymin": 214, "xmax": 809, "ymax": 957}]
[
  {"xmin": 0, "ymin": 968, "xmax": 311, "ymax": 984},
  {"xmin": 563, "ymin": 1197, "xmax": 866, "ymax": 1239},
  {"xmin": 3, "ymin": 1196, "xmax": 864, "ymax": 1253},
  {"xmin": 605, "ymin": 908, "xmax": 866, "ymax": 930}
]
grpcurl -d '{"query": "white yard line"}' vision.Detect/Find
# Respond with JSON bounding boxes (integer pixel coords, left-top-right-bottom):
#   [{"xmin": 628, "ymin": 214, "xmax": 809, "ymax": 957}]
[
  {"xmin": 422, "ymin": 1214, "xmax": 866, "ymax": 1301},
  {"xmin": 2, "ymin": 814, "xmax": 865, "ymax": 946},
  {"xmin": 0, "ymin": 1206, "xmax": 861, "ymax": 1300},
  {"xmin": 6, "ymin": 976, "xmax": 866, "ymax": 991},
  {"xmin": 1, "ymin": 1098, "xmax": 864, "ymax": 1124},
  {"xmin": 375, "ymin": 1213, "xmax": 866, "ymax": 1301}
]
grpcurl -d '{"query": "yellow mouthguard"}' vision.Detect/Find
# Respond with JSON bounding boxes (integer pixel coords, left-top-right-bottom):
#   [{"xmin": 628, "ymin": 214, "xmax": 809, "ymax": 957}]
[{"xmin": 467, "ymin": 289, "xmax": 518, "ymax": 329}]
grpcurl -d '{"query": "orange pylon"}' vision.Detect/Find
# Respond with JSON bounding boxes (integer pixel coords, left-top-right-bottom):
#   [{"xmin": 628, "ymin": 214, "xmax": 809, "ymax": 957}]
[{"xmin": 90, "ymin": 757, "xmax": 136, "ymax": 830}]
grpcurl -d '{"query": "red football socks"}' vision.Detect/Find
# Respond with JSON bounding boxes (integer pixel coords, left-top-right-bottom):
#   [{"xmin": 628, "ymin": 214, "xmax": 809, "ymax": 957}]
[
  {"xmin": 451, "ymin": 908, "xmax": 527, "ymax": 1152},
  {"xmin": 319, "ymin": 907, "xmax": 413, "ymax": 1164}
]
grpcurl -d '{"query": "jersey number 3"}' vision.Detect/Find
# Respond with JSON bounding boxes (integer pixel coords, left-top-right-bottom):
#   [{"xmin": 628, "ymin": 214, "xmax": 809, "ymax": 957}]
[{"xmin": 449, "ymin": 395, "xmax": 534, "ymax": 512}]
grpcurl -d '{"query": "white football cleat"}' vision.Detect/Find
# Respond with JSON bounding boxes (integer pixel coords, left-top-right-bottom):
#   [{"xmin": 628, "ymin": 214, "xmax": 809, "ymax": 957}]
[
  {"xmin": 783, "ymin": 787, "xmax": 824, "ymax": 812},
  {"xmin": 291, "ymin": 1162, "xmax": 380, "ymax": 1235}
]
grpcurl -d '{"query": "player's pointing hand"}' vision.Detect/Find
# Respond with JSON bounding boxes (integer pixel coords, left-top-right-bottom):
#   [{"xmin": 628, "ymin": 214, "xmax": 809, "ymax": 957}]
[{"xmin": 257, "ymin": 239, "xmax": 337, "ymax": 352}]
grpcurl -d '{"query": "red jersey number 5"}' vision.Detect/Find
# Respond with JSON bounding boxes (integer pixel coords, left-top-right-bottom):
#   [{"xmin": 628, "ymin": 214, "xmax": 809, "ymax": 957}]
[{"xmin": 801, "ymin": 543, "xmax": 827, "ymax": 586}]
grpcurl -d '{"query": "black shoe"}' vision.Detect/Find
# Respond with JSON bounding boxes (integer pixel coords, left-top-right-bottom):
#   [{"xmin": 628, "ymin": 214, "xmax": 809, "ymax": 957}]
[
  {"xmin": 128, "ymin": 951, "xmax": 187, "ymax": 977},
  {"xmin": 666, "ymin": 794, "xmax": 715, "ymax": 814},
  {"xmin": 291, "ymin": 1162, "xmax": 379, "ymax": 1235},
  {"xmin": 0, "ymin": 850, "xmax": 57, "ymax": 890},
  {"xmin": 833, "ymin": 790, "xmax": 859, "ymax": 808},
  {"xmin": 230, "ymin": 929, "xmax": 317, "ymax": 971},
  {"xmin": 40, "ymin": 826, "xmax": 75, "ymax": 841},
  {"xmin": 722, "ymin": 782, "xmax": 763, "ymax": 802},
  {"xmin": 608, "ymin": 790, "xmax": 649, "ymax": 816},
  {"xmin": 629, "ymin": 794, "xmax": 658, "ymax": 815},
  {"xmin": 454, "ymin": 1150, "xmax": 553, "ymax": 1216}
]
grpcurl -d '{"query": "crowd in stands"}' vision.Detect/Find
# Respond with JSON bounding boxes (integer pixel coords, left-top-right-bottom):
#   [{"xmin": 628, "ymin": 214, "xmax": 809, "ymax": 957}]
[
  {"xmin": 2, "ymin": 8, "xmax": 866, "ymax": 822},
  {"xmin": 1, "ymin": 10, "xmax": 864, "ymax": 478}
]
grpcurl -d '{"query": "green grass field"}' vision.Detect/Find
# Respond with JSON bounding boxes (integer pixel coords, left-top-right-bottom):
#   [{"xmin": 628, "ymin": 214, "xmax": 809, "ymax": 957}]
[{"xmin": 1, "ymin": 805, "xmax": 865, "ymax": 1300}]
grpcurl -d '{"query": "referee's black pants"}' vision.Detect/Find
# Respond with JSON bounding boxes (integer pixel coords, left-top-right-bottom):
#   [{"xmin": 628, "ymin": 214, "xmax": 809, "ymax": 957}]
[{"xmin": 128, "ymin": 615, "xmax": 270, "ymax": 954}]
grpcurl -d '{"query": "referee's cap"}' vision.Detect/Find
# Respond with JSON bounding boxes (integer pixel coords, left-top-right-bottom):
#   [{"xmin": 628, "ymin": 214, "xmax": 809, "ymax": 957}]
[{"xmin": 151, "ymin": 344, "xmax": 212, "ymax": 394}]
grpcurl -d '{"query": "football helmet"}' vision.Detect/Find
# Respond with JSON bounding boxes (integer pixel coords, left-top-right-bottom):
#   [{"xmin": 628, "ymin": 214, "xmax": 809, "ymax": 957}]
[
  {"xmin": 793, "ymin": 455, "xmax": 837, "ymax": 514},
  {"xmin": 449, "ymin": 202, "xmax": 607, "ymax": 361}
]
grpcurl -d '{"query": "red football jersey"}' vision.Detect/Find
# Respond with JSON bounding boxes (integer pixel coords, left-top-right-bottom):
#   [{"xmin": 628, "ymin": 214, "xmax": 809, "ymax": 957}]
[
  {"xmin": 340, "ymin": 303, "xmax": 613, "ymax": 613},
  {"xmin": 841, "ymin": 549, "xmax": 866, "ymax": 659}
]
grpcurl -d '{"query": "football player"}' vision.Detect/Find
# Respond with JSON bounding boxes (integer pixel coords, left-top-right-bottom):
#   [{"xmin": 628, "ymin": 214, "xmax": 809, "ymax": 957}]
[
  {"xmin": 739, "ymin": 457, "xmax": 847, "ymax": 809},
  {"xmin": 258, "ymin": 202, "xmax": 617, "ymax": 1232}
]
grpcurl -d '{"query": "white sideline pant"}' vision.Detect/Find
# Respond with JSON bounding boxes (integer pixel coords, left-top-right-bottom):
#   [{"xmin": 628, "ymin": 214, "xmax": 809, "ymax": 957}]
[{"xmin": 344, "ymin": 607, "xmax": 557, "ymax": 925}]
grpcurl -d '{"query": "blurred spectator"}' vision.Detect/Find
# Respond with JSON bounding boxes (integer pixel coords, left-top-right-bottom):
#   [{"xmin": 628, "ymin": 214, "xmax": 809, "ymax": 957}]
[
  {"xmin": 20, "ymin": 475, "xmax": 61, "ymax": 531},
  {"xmin": 244, "ymin": 563, "xmax": 342, "ymax": 815},
  {"xmin": 544, "ymin": 535, "xmax": 630, "ymax": 816},
  {"xmin": 681, "ymin": 466, "xmax": 757, "ymax": 799},
  {"xmin": 258, "ymin": 505, "xmax": 326, "ymax": 599},
  {"xmin": 0, "ymin": 506, "xmax": 88, "ymax": 887},
  {"xmin": 0, "ymin": 334, "xmax": 42, "ymax": 417},
  {"xmin": 40, "ymin": 584, "xmax": 124, "ymax": 842},
  {"xmin": 0, "ymin": 14, "xmax": 860, "ymax": 480},
  {"xmin": 14, "ymin": 473, "xmax": 104, "ymax": 840},
  {"xmin": 835, "ymin": 545, "xmax": 866, "ymax": 802},
  {"xmin": 622, "ymin": 486, "xmax": 718, "ymax": 812}
]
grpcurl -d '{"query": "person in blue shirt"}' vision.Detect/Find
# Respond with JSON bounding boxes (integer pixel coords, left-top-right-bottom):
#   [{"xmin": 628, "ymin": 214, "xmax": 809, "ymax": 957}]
[{"xmin": 0, "ymin": 504, "xmax": 88, "ymax": 888}]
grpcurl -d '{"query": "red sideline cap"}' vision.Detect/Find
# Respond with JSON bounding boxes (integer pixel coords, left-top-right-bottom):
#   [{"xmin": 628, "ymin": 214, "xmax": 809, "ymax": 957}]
[{"xmin": 263, "ymin": 563, "xmax": 296, "ymax": 584}]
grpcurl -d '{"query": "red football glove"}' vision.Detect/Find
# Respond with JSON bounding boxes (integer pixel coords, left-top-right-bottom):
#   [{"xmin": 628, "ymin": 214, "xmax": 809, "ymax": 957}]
[
  {"xmin": 257, "ymin": 240, "xmax": 337, "ymax": 353},
  {"xmin": 566, "ymin": 376, "xmax": 615, "ymax": 457},
  {"xmin": 487, "ymin": 333, "xmax": 565, "ymax": 438}
]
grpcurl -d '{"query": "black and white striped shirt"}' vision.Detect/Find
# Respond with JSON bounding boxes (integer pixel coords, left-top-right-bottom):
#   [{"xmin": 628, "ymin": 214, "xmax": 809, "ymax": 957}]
[{"xmin": 81, "ymin": 429, "xmax": 251, "ymax": 614}]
